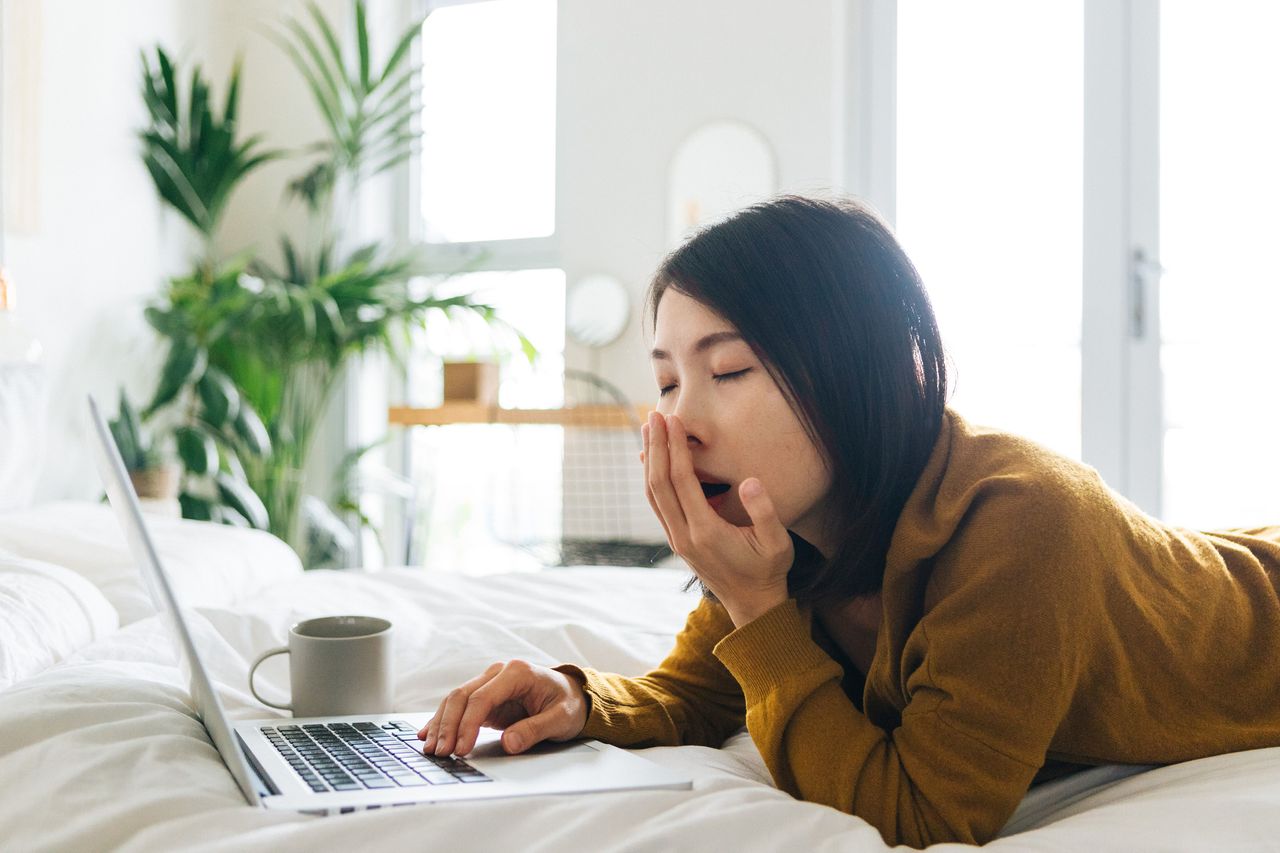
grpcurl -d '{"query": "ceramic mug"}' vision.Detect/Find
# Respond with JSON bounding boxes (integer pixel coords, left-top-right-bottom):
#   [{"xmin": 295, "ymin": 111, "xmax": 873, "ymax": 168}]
[{"xmin": 249, "ymin": 615, "xmax": 394, "ymax": 718}]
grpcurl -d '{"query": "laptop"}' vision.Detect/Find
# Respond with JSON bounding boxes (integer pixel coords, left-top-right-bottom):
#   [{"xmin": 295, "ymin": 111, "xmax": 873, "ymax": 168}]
[{"xmin": 87, "ymin": 395, "xmax": 692, "ymax": 815}]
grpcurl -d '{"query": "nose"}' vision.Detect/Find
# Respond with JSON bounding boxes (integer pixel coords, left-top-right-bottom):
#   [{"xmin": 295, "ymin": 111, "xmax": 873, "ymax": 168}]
[{"xmin": 668, "ymin": 391, "xmax": 705, "ymax": 447}]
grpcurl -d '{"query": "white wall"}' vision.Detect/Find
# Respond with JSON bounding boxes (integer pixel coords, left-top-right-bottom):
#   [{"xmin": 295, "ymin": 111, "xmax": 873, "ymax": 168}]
[
  {"xmin": 3, "ymin": 0, "xmax": 196, "ymax": 501},
  {"xmin": 0, "ymin": 0, "xmax": 350, "ymax": 503},
  {"xmin": 556, "ymin": 0, "xmax": 847, "ymax": 402}
]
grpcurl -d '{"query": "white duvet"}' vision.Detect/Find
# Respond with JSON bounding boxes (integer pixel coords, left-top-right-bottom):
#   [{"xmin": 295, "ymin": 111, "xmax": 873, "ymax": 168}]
[{"xmin": 3, "ymin": 561, "xmax": 1280, "ymax": 852}]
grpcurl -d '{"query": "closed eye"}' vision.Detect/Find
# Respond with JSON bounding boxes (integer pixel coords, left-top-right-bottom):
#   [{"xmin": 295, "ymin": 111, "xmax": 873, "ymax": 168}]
[{"xmin": 660, "ymin": 366, "xmax": 747, "ymax": 397}]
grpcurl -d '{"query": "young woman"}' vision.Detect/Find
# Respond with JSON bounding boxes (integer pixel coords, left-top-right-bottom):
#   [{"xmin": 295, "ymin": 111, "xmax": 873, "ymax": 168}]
[{"xmin": 418, "ymin": 195, "xmax": 1280, "ymax": 847}]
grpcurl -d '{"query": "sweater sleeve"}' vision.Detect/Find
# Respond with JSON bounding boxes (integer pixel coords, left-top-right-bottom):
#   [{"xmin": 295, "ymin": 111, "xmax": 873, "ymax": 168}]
[
  {"xmin": 553, "ymin": 596, "xmax": 746, "ymax": 748},
  {"xmin": 712, "ymin": 587, "xmax": 1079, "ymax": 848}
]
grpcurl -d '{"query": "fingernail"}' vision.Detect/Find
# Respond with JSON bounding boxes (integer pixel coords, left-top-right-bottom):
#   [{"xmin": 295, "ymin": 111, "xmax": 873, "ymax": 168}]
[
  {"xmin": 507, "ymin": 734, "xmax": 523, "ymax": 752},
  {"xmin": 743, "ymin": 479, "xmax": 762, "ymax": 497}
]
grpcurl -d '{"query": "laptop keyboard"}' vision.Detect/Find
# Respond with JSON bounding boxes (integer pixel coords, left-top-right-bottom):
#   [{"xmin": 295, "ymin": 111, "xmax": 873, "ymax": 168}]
[{"xmin": 261, "ymin": 720, "xmax": 493, "ymax": 793}]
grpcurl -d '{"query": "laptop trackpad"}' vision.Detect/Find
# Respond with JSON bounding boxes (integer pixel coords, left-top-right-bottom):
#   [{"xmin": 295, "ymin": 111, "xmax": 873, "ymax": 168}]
[
  {"xmin": 466, "ymin": 732, "xmax": 602, "ymax": 781},
  {"xmin": 468, "ymin": 737, "xmax": 597, "ymax": 761}
]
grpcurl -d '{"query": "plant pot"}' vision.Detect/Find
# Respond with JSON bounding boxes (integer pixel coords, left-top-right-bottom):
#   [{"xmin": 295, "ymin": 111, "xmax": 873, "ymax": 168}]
[
  {"xmin": 128, "ymin": 463, "xmax": 180, "ymax": 500},
  {"xmin": 443, "ymin": 360, "xmax": 499, "ymax": 405}
]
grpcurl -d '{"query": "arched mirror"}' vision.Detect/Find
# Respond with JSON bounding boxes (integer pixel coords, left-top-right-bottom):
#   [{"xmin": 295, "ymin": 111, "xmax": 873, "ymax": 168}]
[
  {"xmin": 565, "ymin": 273, "xmax": 630, "ymax": 348},
  {"xmin": 667, "ymin": 119, "xmax": 777, "ymax": 249}
]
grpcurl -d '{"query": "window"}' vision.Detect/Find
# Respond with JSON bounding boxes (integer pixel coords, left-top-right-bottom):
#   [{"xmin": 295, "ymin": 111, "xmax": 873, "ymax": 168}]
[
  {"xmin": 884, "ymin": 1, "xmax": 1276, "ymax": 528},
  {"xmin": 420, "ymin": 0, "xmax": 557, "ymax": 242},
  {"xmin": 897, "ymin": 0, "xmax": 1084, "ymax": 461},
  {"xmin": 393, "ymin": 0, "xmax": 562, "ymax": 570},
  {"xmin": 1158, "ymin": 1, "xmax": 1280, "ymax": 528},
  {"xmin": 406, "ymin": 270, "xmax": 566, "ymax": 570}
]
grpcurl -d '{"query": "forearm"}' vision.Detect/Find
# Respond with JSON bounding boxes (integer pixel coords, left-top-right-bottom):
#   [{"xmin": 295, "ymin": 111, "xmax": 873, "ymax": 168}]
[
  {"xmin": 712, "ymin": 600, "xmax": 1039, "ymax": 847},
  {"xmin": 555, "ymin": 664, "xmax": 744, "ymax": 748}
]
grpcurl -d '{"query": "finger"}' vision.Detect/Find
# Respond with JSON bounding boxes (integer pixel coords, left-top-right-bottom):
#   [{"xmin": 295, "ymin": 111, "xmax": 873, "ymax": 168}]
[
  {"xmin": 646, "ymin": 412, "xmax": 689, "ymax": 545},
  {"xmin": 739, "ymin": 478, "xmax": 792, "ymax": 556},
  {"xmin": 643, "ymin": 420, "xmax": 674, "ymax": 547},
  {"xmin": 425, "ymin": 662, "xmax": 502, "ymax": 754},
  {"xmin": 666, "ymin": 415, "xmax": 719, "ymax": 526},
  {"xmin": 428, "ymin": 689, "xmax": 470, "ymax": 756},
  {"xmin": 420, "ymin": 662, "xmax": 501, "ymax": 742},
  {"xmin": 422, "ymin": 694, "xmax": 449, "ymax": 751},
  {"xmin": 453, "ymin": 674, "xmax": 520, "ymax": 756},
  {"xmin": 501, "ymin": 707, "xmax": 564, "ymax": 755}
]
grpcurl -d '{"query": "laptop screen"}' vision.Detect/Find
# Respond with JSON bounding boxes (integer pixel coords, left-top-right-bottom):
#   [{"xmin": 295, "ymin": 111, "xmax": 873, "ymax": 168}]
[{"xmin": 88, "ymin": 395, "xmax": 262, "ymax": 805}]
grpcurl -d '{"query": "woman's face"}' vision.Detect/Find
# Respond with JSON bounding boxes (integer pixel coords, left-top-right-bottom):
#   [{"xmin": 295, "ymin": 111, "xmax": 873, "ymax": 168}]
[{"xmin": 650, "ymin": 288, "xmax": 836, "ymax": 553}]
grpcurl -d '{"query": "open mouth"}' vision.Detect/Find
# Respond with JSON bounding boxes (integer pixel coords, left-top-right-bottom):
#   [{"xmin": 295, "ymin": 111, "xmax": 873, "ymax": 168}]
[{"xmin": 700, "ymin": 482, "xmax": 731, "ymax": 499}]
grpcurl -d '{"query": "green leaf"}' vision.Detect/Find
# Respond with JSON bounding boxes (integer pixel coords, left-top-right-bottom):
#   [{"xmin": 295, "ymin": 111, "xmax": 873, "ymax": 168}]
[
  {"xmin": 212, "ymin": 504, "xmax": 251, "ymax": 528},
  {"xmin": 109, "ymin": 389, "xmax": 145, "ymax": 471},
  {"xmin": 144, "ymin": 305, "xmax": 180, "ymax": 336},
  {"xmin": 145, "ymin": 338, "xmax": 205, "ymax": 416},
  {"xmin": 223, "ymin": 56, "xmax": 242, "ymax": 126},
  {"xmin": 216, "ymin": 472, "xmax": 270, "ymax": 530},
  {"xmin": 179, "ymin": 492, "xmax": 214, "ymax": 522},
  {"xmin": 138, "ymin": 45, "xmax": 279, "ymax": 244},
  {"xmin": 379, "ymin": 17, "xmax": 425, "ymax": 87},
  {"xmin": 197, "ymin": 367, "xmax": 240, "ymax": 427},
  {"xmin": 218, "ymin": 442, "xmax": 248, "ymax": 481},
  {"xmin": 233, "ymin": 403, "xmax": 272, "ymax": 456},
  {"xmin": 176, "ymin": 425, "xmax": 219, "ymax": 476},
  {"xmin": 306, "ymin": 2, "xmax": 348, "ymax": 87},
  {"xmin": 118, "ymin": 389, "xmax": 144, "ymax": 456},
  {"xmin": 355, "ymin": 0, "xmax": 371, "ymax": 93},
  {"xmin": 271, "ymin": 28, "xmax": 347, "ymax": 141}
]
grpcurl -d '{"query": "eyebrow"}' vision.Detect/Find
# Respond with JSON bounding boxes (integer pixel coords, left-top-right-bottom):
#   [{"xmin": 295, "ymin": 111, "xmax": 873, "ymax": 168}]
[{"xmin": 650, "ymin": 331, "xmax": 745, "ymax": 361}]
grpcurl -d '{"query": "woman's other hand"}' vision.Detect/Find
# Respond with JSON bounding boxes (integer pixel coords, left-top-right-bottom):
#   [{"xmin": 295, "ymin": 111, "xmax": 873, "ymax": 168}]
[
  {"xmin": 644, "ymin": 411, "xmax": 793, "ymax": 628},
  {"xmin": 418, "ymin": 660, "xmax": 588, "ymax": 756}
]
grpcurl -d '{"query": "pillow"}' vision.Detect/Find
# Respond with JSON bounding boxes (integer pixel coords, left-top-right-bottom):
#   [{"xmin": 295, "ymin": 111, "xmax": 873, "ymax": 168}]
[
  {"xmin": 0, "ymin": 501, "xmax": 304, "ymax": 624},
  {"xmin": 0, "ymin": 551, "xmax": 119, "ymax": 690}
]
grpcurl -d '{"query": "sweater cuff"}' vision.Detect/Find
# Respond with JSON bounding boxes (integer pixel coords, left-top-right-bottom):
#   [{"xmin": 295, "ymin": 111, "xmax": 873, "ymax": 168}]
[{"xmin": 712, "ymin": 599, "xmax": 838, "ymax": 702}]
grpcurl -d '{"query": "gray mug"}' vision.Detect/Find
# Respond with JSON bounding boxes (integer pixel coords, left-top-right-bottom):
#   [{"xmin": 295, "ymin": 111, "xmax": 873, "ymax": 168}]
[{"xmin": 249, "ymin": 615, "xmax": 394, "ymax": 718}]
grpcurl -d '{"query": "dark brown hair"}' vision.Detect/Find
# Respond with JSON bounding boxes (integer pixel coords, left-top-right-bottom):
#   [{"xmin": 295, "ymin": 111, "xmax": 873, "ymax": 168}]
[{"xmin": 647, "ymin": 194, "xmax": 948, "ymax": 602}]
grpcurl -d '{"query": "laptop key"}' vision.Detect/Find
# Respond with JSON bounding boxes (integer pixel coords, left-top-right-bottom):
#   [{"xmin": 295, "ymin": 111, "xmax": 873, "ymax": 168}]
[
  {"xmin": 424, "ymin": 775, "xmax": 460, "ymax": 785},
  {"xmin": 362, "ymin": 778, "xmax": 396, "ymax": 789}
]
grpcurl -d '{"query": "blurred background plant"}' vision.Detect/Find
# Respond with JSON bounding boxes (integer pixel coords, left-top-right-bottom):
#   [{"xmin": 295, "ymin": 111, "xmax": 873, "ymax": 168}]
[
  {"xmin": 105, "ymin": 388, "xmax": 181, "ymax": 504},
  {"xmin": 136, "ymin": 1, "xmax": 523, "ymax": 566}
]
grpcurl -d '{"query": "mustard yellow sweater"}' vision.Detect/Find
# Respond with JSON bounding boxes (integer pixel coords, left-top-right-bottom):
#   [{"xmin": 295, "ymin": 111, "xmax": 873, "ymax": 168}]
[{"xmin": 555, "ymin": 408, "xmax": 1280, "ymax": 847}]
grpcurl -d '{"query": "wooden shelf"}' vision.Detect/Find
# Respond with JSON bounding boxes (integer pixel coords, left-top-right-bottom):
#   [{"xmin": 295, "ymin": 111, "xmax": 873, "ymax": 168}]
[{"xmin": 389, "ymin": 402, "xmax": 652, "ymax": 428}]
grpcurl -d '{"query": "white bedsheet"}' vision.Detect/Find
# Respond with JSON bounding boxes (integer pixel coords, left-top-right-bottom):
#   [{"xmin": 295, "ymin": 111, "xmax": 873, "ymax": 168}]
[{"xmin": 1, "ymin": 565, "xmax": 1278, "ymax": 852}]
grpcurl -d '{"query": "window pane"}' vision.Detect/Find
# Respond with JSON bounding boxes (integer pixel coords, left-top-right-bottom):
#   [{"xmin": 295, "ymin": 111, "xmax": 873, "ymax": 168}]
[
  {"xmin": 1159, "ymin": 2, "xmax": 1280, "ymax": 528},
  {"xmin": 408, "ymin": 269, "xmax": 565, "ymax": 571},
  {"xmin": 420, "ymin": 0, "xmax": 556, "ymax": 243},
  {"xmin": 897, "ymin": 0, "xmax": 1083, "ymax": 460}
]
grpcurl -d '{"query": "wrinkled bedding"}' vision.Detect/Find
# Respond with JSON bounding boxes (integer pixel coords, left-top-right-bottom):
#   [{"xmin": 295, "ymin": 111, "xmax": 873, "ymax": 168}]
[{"xmin": 3, "ymin": 561, "xmax": 1280, "ymax": 852}]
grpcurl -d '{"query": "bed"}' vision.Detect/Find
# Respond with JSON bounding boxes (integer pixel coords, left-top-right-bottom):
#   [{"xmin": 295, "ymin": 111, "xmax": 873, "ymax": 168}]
[{"xmin": 2, "ymin": 501, "xmax": 1279, "ymax": 852}]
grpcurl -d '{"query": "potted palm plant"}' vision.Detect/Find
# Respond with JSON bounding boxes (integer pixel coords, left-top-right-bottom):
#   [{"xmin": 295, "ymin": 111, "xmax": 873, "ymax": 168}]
[
  {"xmin": 136, "ymin": 1, "xmax": 524, "ymax": 564},
  {"xmin": 107, "ymin": 389, "xmax": 180, "ymax": 508}
]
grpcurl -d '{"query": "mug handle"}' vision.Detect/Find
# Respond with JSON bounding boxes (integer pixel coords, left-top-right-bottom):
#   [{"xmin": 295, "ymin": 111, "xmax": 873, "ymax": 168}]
[{"xmin": 249, "ymin": 646, "xmax": 293, "ymax": 711}]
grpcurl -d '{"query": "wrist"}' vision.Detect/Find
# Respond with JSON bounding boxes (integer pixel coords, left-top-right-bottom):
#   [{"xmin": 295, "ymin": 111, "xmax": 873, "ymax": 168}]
[{"xmin": 723, "ymin": 590, "xmax": 789, "ymax": 629}]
